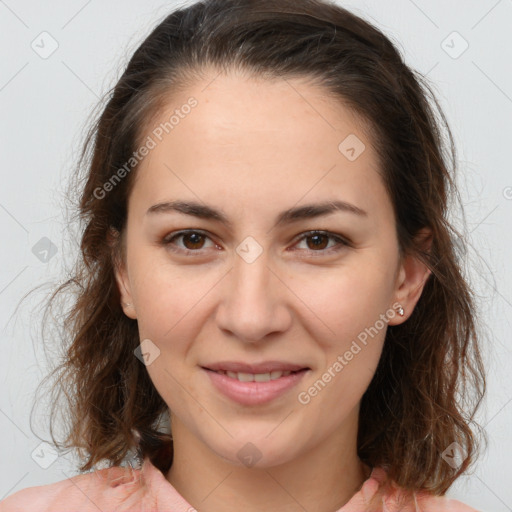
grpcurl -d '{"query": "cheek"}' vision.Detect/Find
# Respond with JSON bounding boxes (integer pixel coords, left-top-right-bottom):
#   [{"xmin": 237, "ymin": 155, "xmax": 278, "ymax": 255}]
[
  {"xmin": 296, "ymin": 281, "xmax": 388, "ymax": 419},
  {"xmin": 129, "ymin": 251, "xmax": 209, "ymax": 340},
  {"xmin": 292, "ymin": 258, "xmax": 396, "ymax": 346},
  {"xmin": 299, "ymin": 342, "xmax": 383, "ymax": 429},
  {"xmin": 291, "ymin": 259, "xmax": 393, "ymax": 408},
  {"xmin": 132, "ymin": 263, "xmax": 203, "ymax": 411}
]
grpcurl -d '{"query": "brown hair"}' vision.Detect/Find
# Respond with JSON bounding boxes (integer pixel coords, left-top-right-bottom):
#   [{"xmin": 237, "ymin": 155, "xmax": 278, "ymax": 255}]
[{"xmin": 37, "ymin": 0, "xmax": 486, "ymax": 495}]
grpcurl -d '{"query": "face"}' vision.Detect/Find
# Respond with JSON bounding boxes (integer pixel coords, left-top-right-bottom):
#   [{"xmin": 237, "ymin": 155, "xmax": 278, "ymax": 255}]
[{"xmin": 115, "ymin": 69, "xmax": 429, "ymax": 468}]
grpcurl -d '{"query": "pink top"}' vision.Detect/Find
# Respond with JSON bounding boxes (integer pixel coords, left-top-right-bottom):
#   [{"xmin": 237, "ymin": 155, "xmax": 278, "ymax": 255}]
[{"xmin": 0, "ymin": 457, "xmax": 480, "ymax": 511}]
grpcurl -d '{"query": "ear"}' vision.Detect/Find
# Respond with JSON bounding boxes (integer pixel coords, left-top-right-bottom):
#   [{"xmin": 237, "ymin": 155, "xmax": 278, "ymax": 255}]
[
  {"xmin": 388, "ymin": 228, "xmax": 432, "ymax": 326},
  {"xmin": 108, "ymin": 227, "xmax": 137, "ymax": 320}
]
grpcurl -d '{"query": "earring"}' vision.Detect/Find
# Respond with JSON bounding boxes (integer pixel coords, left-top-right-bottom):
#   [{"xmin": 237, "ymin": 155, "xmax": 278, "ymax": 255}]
[
  {"xmin": 396, "ymin": 304, "xmax": 404, "ymax": 317},
  {"xmin": 123, "ymin": 302, "xmax": 132, "ymax": 307}
]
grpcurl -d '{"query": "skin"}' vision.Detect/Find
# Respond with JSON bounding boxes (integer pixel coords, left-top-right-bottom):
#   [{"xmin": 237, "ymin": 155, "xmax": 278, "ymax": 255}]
[{"xmin": 114, "ymin": 68, "xmax": 431, "ymax": 512}]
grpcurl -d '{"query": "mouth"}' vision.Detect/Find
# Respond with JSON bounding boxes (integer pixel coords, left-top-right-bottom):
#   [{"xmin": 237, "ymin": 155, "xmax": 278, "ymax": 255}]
[
  {"xmin": 200, "ymin": 363, "xmax": 310, "ymax": 405},
  {"xmin": 202, "ymin": 368, "xmax": 307, "ymax": 382}
]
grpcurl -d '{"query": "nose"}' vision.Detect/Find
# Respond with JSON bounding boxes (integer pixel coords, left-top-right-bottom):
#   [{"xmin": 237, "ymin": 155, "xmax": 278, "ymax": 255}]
[{"xmin": 214, "ymin": 246, "xmax": 292, "ymax": 343}]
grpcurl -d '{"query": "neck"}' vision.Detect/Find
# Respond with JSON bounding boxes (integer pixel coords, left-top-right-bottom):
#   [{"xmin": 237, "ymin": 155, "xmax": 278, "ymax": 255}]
[{"xmin": 166, "ymin": 409, "xmax": 371, "ymax": 512}]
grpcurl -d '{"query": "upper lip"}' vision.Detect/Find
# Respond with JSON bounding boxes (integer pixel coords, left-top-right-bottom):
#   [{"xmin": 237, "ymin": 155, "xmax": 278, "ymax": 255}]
[{"xmin": 203, "ymin": 361, "xmax": 309, "ymax": 374}]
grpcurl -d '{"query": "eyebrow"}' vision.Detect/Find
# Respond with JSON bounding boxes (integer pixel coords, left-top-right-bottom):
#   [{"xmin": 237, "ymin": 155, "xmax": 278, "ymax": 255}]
[{"xmin": 146, "ymin": 199, "xmax": 368, "ymax": 228}]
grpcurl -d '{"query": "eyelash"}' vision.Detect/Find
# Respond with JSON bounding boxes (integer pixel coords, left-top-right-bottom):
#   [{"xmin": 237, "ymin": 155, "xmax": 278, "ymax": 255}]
[{"xmin": 160, "ymin": 229, "xmax": 351, "ymax": 257}]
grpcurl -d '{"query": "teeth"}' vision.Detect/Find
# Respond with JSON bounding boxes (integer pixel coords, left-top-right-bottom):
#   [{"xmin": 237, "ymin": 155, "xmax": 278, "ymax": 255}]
[{"xmin": 217, "ymin": 370, "xmax": 292, "ymax": 381}]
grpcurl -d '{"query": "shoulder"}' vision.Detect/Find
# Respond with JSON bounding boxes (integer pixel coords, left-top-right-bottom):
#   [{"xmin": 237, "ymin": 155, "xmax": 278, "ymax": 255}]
[
  {"xmin": 356, "ymin": 468, "xmax": 482, "ymax": 512},
  {"xmin": 413, "ymin": 492, "xmax": 481, "ymax": 512},
  {"xmin": 0, "ymin": 465, "xmax": 147, "ymax": 512}
]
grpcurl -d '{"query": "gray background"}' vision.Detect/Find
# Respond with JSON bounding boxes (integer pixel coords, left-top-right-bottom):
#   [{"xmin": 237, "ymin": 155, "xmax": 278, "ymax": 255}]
[{"xmin": 0, "ymin": 1, "xmax": 511, "ymax": 510}]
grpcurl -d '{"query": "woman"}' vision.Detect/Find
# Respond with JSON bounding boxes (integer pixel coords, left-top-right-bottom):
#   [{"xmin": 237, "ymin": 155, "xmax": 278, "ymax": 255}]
[{"xmin": 1, "ymin": 0, "xmax": 486, "ymax": 510}]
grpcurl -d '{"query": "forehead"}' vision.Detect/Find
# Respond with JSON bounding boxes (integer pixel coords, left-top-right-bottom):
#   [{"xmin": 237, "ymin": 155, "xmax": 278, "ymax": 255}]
[{"xmin": 130, "ymin": 70, "xmax": 390, "ymax": 221}]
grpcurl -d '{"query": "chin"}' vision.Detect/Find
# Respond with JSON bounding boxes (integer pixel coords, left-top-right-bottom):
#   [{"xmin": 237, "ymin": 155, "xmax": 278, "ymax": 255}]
[{"xmin": 203, "ymin": 430, "xmax": 303, "ymax": 469}]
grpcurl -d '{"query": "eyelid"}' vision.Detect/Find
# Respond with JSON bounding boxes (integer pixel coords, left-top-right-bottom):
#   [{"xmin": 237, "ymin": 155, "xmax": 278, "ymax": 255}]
[
  {"xmin": 161, "ymin": 229, "xmax": 218, "ymax": 255},
  {"xmin": 290, "ymin": 230, "xmax": 352, "ymax": 248},
  {"xmin": 287, "ymin": 230, "xmax": 351, "ymax": 257}
]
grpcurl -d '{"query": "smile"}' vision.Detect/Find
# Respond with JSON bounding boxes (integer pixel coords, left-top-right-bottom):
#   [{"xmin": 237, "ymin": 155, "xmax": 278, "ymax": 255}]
[
  {"xmin": 202, "ymin": 367, "xmax": 309, "ymax": 405},
  {"xmin": 211, "ymin": 369, "xmax": 295, "ymax": 381}
]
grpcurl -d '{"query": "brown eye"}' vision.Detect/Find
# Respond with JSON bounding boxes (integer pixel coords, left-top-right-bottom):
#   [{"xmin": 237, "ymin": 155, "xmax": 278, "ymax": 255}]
[
  {"xmin": 161, "ymin": 230, "xmax": 216, "ymax": 255},
  {"xmin": 180, "ymin": 232, "xmax": 206, "ymax": 250},
  {"xmin": 293, "ymin": 230, "xmax": 350, "ymax": 256},
  {"xmin": 305, "ymin": 233, "xmax": 330, "ymax": 250}
]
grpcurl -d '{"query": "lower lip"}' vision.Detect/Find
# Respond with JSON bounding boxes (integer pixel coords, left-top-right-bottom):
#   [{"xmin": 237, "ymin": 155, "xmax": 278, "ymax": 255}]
[{"xmin": 202, "ymin": 368, "xmax": 309, "ymax": 405}]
